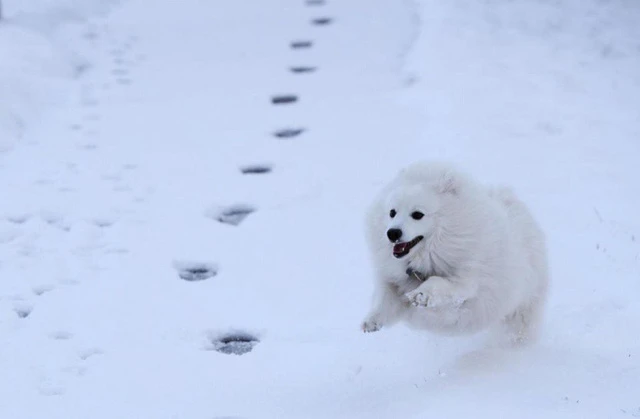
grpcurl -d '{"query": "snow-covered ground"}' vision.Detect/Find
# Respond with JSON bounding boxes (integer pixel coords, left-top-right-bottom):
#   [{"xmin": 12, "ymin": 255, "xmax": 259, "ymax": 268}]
[
  {"xmin": 0, "ymin": 0, "xmax": 119, "ymax": 151},
  {"xmin": 1, "ymin": 0, "xmax": 639, "ymax": 418}
]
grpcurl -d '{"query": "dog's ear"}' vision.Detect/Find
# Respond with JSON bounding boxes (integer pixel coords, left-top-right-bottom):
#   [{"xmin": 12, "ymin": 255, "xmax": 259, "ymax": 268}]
[{"xmin": 436, "ymin": 169, "xmax": 459, "ymax": 195}]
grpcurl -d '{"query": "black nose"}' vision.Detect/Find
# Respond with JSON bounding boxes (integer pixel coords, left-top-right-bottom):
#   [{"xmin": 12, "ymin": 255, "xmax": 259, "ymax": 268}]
[{"xmin": 387, "ymin": 228, "xmax": 402, "ymax": 242}]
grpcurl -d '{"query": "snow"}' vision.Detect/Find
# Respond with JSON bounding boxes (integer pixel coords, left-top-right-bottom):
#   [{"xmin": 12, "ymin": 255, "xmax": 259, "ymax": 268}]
[
  {"xmin": 1, "ymin": 0, "xmax": 639, "ymax": 418},
  {"xmin": 0, "ymin": 0, "xmax": 118, "ymax": 151}
]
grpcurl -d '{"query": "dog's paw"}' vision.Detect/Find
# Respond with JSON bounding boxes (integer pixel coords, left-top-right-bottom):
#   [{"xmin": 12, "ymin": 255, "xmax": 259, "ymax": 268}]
[
  {"xmin": 361, "ymin": 318, "xmax": 382, "ymax": 333},
  {"xmin": 405, "ymin": 276, "xmax": 459, "ymax": 309},
  {"xmin": 405, "ymin": 289, "xmax": 429, "ymax": 307}
]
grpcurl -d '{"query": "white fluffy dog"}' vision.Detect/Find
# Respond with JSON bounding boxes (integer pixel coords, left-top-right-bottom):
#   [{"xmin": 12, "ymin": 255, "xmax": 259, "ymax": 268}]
[{"xmin": 361, "ymin": 161, "xmax": 549, "ymax": 345}]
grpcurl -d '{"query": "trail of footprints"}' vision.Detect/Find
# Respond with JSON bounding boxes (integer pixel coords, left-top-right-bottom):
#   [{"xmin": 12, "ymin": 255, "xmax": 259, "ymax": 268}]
[
  {"xmin": 72, "ymin": 27, "xmax": 142, "ymax": 151},
  {"xmin": 4, "ymin": 0, "xmax": 333, "ymax": 398},
  {"xmin": 0, "ymin": 24, "xmax": 148, "ymax": 390},
  {"xmin": 2, "ymin": 211, "xmax": 124, "ymax": 325},
  {"xmin": 1, "ymin": 214, "xmax": 110, "ymax": 394},
  {"xmin": 178, "ymin": 0, "xmax": 334, "ymax": 358}
]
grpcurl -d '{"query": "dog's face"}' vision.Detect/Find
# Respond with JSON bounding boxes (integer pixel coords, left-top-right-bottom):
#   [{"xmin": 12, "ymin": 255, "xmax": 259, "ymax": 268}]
[
  {"xmin": 383, "ymin": 184, "xmax": 439, "ymax": 259},
  {"xmin": 367, "ymin": 162, "xmax": 465, "ymax": 268}
]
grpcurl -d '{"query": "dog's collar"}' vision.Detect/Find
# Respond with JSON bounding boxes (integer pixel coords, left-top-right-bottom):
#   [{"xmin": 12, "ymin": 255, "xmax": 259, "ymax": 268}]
[{"xmin": 406, "ymin": 267, "xmax": 431, "ymax": 282}]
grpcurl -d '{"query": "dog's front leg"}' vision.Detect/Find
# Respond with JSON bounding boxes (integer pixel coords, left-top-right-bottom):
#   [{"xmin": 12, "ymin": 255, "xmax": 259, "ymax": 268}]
[
  {"xmin": 361, "ymin": 282, "xmax": 405, "ymax": 333},
  {"xmin": 404, "ymin": 276, "xmax": 477, "ymax": 309}
]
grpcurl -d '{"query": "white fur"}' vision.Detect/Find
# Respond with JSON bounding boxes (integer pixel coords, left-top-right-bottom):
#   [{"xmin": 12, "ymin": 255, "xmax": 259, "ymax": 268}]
[{"xmin": 361, "ymin": 161, "xmax": 549, "ymax": 346}]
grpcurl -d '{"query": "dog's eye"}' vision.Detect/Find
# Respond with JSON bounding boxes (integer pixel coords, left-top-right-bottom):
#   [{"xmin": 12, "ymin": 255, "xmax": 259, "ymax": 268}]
[
  {"xmin": 389, "ymin": 209, "xmax": 396, "ymax": 218},
  {"xmin": 411, "ymin": 211, "xmax": 424, "ymax": 220}
]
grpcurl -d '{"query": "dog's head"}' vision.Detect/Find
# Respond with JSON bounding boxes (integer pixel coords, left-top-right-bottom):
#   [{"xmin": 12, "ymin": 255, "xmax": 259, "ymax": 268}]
[
  {"xmin": 384, "ymin": 184, "xmax": 438, "ymax": 259},
  {"xmin": 368, "ymin": 161, "xmax": 466, "ymax": 263}
]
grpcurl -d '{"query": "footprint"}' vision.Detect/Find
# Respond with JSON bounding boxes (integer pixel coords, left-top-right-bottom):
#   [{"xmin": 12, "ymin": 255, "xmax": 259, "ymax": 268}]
[
  {"xmin": 173, "ymin": 261, "xmax": 219, "ymax": 282},
  {"xmin": 101, "ymin": 173, "xmax": 122, "ymax": 181},
  {"xmin": 79, "ymin": 347, "xmax": 104, "ymax": 361},
  {"xmin": 6, "ymin": 214, "xmax": 30, "ymax": 224},
  {"xmin": 50, "ymin": 331, "xmax": 73, "ymax": 340},
  {"xmin": 0, "ymin": 229, "xmax": 18, "ymax": 244},
  {"xmin": 208, "ymin": 331, "xmax": 259, "ymax": 355},
  {"xmin": 83, "ymin": 28, "xmax": 99, "ymax": 41},
  {"xmin": 306, "ymin": 0, "xmax": 326, "ymax": 5},
  {"xmin": 78, "ymin": 143, "xmax": 98, "ymax": 151},
  {"xmin": 240, "ymin": 164, "xmax": 272, "ymax": 175},
  {"xmin": 74, "ymin": 63, "xmax": 91, "ymax": 77},
  {"xmin": 110, "ymin": 68, "xmax": 130, "ymax": 77},
  {"xmin": 84, "ymin": 127, "xmax": 99, "ymax": 137},
  {"xmin": 93, "ymin": 218, "xmax": 115, "ymax": 228},
  {"xmin": 311, "ymin": 17, "xmax": 333, "ymax": 25},
  {"xmin": 59, "ymin": 278, "xmax": 80, "ymax": 287},
  {"xmin": 135, "ymin": 52, "xmax": 147, "ymax": 64},
  {"xmin": 62, "ymin": 365, "xmax": 87, "ymax": 376},
  {"xmin": 38, "ymin": 382, "xmax": 65, "ymax": 396},
  {"xmin": 110, "ymin": 47, "xmax": 125, "ymax": 59},
  {"xmin": 105, "ymin": 248, "xmax": 129, "ymax": 255},
  {"xmin": 32, "ymin": 284, "xmax": 55, "ymax": 296},
  {"xmin": 14, "ymin": 304, "xmax": 32, "ymax": 319},
  {"xmin": 271, "ymin": 95, "xmax": 298, "ymax": 105},
  {"xmin": 84, "ymin": 113, "xmax": 101, "ymax": 122},
  {"xmin": 289, "ymin": 66, "xmax": 317, "ymax": 74},
  {"xmin": 41, "ymin": 213, "xmax": 72, "ymax": 231},
  {"xmin": 207, "ymin": 204, "xmax": 256, "ymax": 226},
  {"xmin": 34, "ymin": 178, "xmax": 54, "ymax": 186},
  {"xmin": 290, "ymin": 40, "xmax": 313, "ymax": 49},
  {"xmin": 81, "ymin": 98, "xmax": 99, "ymax": 108},
  {"xmin": 273, "ymin": 128, "xmax": 305, "ymax": 139},
  {"xmin": 116, "ymin": 77, "xmax": 132, "ymax": 85}
]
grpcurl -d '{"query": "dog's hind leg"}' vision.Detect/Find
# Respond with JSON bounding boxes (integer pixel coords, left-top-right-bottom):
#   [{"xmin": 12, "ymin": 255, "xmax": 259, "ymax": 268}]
[{"xmin": 498, "ymin": 296, "xmax": 546, "ymax": 347}]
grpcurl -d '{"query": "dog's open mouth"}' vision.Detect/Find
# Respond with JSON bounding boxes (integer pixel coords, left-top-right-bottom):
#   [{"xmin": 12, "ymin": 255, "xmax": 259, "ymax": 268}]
[{"xmin": 392, "ymin": 236, "xmax": 424, "ymax": 258}]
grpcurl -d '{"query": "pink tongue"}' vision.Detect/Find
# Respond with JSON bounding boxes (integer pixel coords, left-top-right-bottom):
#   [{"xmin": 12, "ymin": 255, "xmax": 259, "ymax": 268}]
[{"xmin": 393, "ymin": 242, "xmax": 408, "ymax": 254}]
